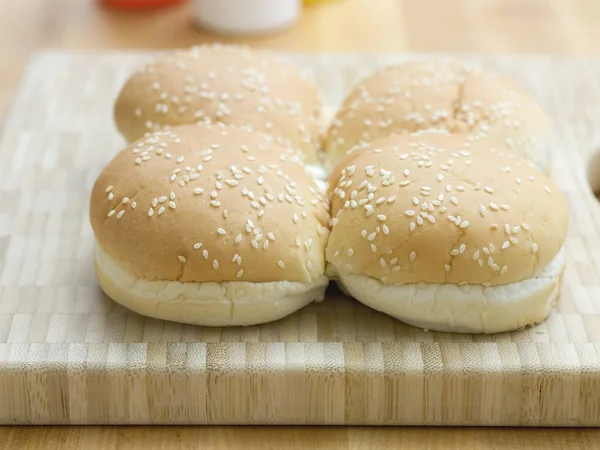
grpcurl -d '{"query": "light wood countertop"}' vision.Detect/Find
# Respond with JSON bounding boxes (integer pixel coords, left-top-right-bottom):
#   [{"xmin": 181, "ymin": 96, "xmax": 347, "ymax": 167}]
[{"xmin": 1, "ymin": 0, "xmax": 600, "ymax": 448}]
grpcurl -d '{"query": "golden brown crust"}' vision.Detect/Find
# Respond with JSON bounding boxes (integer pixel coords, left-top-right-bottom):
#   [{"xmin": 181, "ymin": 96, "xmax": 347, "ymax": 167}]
[
  {"xmin": 114, "ymin": 44, "xmax": 322, "ymax": 163},
  {"xmin": 324, "ymin": 59, "xmax": 550, "ymax": 168},
  {"xmin": 326, "ymin": 132, "xmax": 568, "ymax": 286},
  {"xmin": 90, "ymin": 123, "xmax": 330, "ymax": 284}
]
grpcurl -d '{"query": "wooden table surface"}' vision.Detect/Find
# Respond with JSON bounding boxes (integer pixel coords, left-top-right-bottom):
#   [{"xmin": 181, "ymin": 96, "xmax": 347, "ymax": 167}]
[{"xmin": 1, "ymin": 0, "xmax": 600, "ymax": 448}]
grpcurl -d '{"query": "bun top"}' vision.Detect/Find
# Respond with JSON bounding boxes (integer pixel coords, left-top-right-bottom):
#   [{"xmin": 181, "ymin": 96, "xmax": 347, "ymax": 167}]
[
  {"xmin": 114, "ymin": 44, "xmax": 322, "ymax": 163},
  {"xmin": 90, "ymin": 124, "xmax": 330, "ymax": 284},
  {"xmin": 326, "ymin": 132, "xmax": 568, "ymax": 286},
  {"xmin": 323, "ymin": 59, "xmax": 550, "ymax": 169}
]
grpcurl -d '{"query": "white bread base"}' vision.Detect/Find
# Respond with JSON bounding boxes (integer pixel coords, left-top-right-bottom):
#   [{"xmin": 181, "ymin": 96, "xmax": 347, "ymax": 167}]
[
  {"xmin": 305, "ymin": 163, "xmax": 328, "ymax": 183},
  {"xmin": 334, "ymin": 247, "xmax": 566, "ymax": 334},
  {"xmin": 94, "ymin": 243, "xmax": 329, "ymax": 327}
]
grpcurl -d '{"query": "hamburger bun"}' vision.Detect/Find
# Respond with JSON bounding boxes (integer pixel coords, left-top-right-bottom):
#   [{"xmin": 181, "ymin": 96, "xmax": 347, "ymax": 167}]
[
  {"xmin": 324, "ymin": 59, "xmax": 551, "ymax": 172},
  {"xmin": 90, "ymin": 123, "xmax": 330, "ymax": 326},
  {"xmin": 326, "ymin": 132, "xmax": 568, "ymax": 334},
  {"xmin": 114, "ymin": 44, "xmax": 323, "ymax": 165}
]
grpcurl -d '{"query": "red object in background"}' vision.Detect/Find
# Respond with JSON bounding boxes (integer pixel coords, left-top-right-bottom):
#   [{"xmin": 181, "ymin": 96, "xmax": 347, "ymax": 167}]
[{"xmin": 101, "ymin": 0, "xmax": 182, "ymax": 9}]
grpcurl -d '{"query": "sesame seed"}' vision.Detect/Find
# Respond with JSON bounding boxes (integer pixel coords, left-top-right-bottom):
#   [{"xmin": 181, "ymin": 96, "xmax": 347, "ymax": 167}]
[
  {"xmin": 405, "ymin": 210, "xmax": 416, "ymax": 217},
  {"xmin": 158, "ymin": 196, "xmax": 168, "ymax": 203},
  {"xmin": 473, "ymin": 250, "xmax": 480, "ymax": 260},
  {"xmin": 545, "ymin": 186, "xmax": 552, "ymax": 194},
  {"xmin": 484, "ymin": 187, "xmax": 495, "ymax": 194},
  {"xmin": 445, "ymin": 265, "xmax": 451, "ymax": 272},
  {"xmin": 502, "ymin": 241, "xmax": 510, "ymax": 250},
  {"xmin": 399, "ymin": 180, "xmax": 410, "ymax": 187},
  {"xmin": 347, "ymin": 248, "xmax": 354, "ymax": 257},
  {"xmin": 489, "ymin": 203, "xmax": 499, "ymax": 211},
  {"xmin": 178, "ymin": 255, "xmax": 187, "ymax": 263},
  {"xmin": 512, "ymin": 226, "xmax": 521, "ymax": 234},
  {"xmin": 213, "ymin": 260, "xmax": 219, "ymax": 270},
  {"xmin": 409, "ymin": 222, "xmax": 416, "ymax": 231},
  {"xmin": 450, "ymin": 249, "xmax": 459, "ymax": 256},
  {"xmin": 459, "ymin": 221, "xmax": 469, "ymax": 229},
  {"xmin": 168, "ymin": 201, "xmax": 176, "ymax": 209},
  {"xmin": 382, "ymin": 225, "xmax": 389, "ymax": 235},
  {"xmin": 107, "ymin": 210, "xmax": 115, "ymax": 217},
  {"xmin": 501, "ymin": 266, "xmax": 508, "ymax": 275},
  {"xmin": 450, "ymin": 197, "xmax": 458, "ymax": 205},
  {"xmin": 371, "ymin": 244, "xmax": 377, "ymax": 252},
  {"xmin": 194, "ymin": 243, "xmax": 202, "ymax": 250},
  {"xmin": 483, "ymin": 247, "xmax": 491, "ymax": 255},
  {"xmin": 169, "ymin": 191, "xmax": 176, "ymax": 200},
  {"xmin": 237, "ymin": 269, "xmax": 244, "ymax": 278},
  {"xmin": 532, "ymin": 243, "xmax": 539, "ymax": 253},
  {"xmin": 202, "ymin": 250, "xmax": 208, "ymax": 259},
  {"xmin": 277, "ymin": 260, "xmax": 285, "ymax": 269},
  {"xmin": 158, "ymin": 206, "xmax": 165, "ymax": 215},
  {"xmin": 377, "ymin": 214, "xmax": 387, "ymax": 221},
  {"xmin": 504, "ymin": 224, "xmax": 511, "ymax": 234},
  {"xmin": 217, "ymin": 228, "xmax": 226, "ymax": 235},
  {"xmin": 510, "ymin": 237, "xmax": 519, "ymax": 244},
  {"xmin": 500, "ymin": 204, "xmax": 510, "ymax": 211},
  {"xmin": 410, "ymin": 251, "xmax": 416, "ymax": 262},
  {"xmin": 210, "ymin": 200, "xmax": 221, "ymax": 207},
  {"xmin": 117, "ymin": 210, "xmax": 125, "ymax": 219},
  {"xmin": 428, "ymin": 215, "xmax": 436, "ymax": 224},
  {"xmin": 147, "ymin": 208, "xmax": 154, "ymax": 217},
  {"xmin": 479, "ymin": 205, "xmax": 487, "ymax": 217},
  {"xmin": 459, "ymin": 244, "xmax": 466, "ymax": 254},
  {"xmin": 295, "ymin": 236, "xmax": 301, "ymax": 247},
  {"xmin": 368, "ymin": 232, "xmax": 377, "ymax": 241},
  {"xmin": 105, "ymin": 186, "xmax": 113, "ymax": 193},
  {"xmin": 108, "ymin": 192, "xmax": 114, "ymax": 200}
]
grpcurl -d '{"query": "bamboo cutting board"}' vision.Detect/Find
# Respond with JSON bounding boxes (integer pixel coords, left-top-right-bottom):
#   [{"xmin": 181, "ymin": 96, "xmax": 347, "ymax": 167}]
[{"xmin": 0, "ymin": 51, "xmax": 599, "ymax": 426}]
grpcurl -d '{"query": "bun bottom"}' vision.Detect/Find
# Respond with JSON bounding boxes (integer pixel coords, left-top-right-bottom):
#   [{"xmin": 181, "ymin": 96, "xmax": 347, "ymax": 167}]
[
  {"xmin": 334, "ymin": 247, "xmax": 566, "ymax": 334},
  {"xmin": 94, "ymin": 243, "xmax": 329, "ymax": 327}
]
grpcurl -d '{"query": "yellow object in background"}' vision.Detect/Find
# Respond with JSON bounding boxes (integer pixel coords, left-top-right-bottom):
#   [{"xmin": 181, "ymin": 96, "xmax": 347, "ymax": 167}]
[{"xmin": 304, "ymin": 0, "xmax": 340, "ymax": 4}]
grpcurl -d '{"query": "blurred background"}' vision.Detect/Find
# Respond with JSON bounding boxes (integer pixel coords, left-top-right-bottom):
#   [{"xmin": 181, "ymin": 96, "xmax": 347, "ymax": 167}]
[{"xmin": 1, "ymin": 0, "xmax": 597, "ymax": 123}]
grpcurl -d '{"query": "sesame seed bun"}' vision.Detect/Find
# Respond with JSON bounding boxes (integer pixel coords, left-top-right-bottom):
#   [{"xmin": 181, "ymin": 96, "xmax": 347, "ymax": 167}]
[
  {"xmin": 326, "ymin": 132, "xmax": 568, "ymax": 333},
  {"xmin": 323, "ymin": 59, "xmax": 551, "ymax": 172},
  {"xmin": 114, "ymin": 44, "xmax": 323, "ymax": 164},
  {"xmin": 90, "ymin": 123, "xmax": 330, "ymax": 326}
]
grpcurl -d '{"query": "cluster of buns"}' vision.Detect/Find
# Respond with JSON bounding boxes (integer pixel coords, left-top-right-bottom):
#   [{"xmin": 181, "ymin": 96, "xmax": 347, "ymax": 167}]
[{"xmin": 90, "ymin": 45, "xmax": 568, "ymax": 333}]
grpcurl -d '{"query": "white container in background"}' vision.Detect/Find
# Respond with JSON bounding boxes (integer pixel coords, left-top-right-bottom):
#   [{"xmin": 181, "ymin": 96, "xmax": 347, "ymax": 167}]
[{"xmin": 193, "ymin": 0, "xmax": 301, "ymax": 35}]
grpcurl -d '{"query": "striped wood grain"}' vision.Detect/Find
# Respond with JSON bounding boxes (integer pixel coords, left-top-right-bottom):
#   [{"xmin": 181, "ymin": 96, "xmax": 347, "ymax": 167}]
[{"xmin": 0, "ymin": 52, "xmax": 598, "ymax": 425}]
